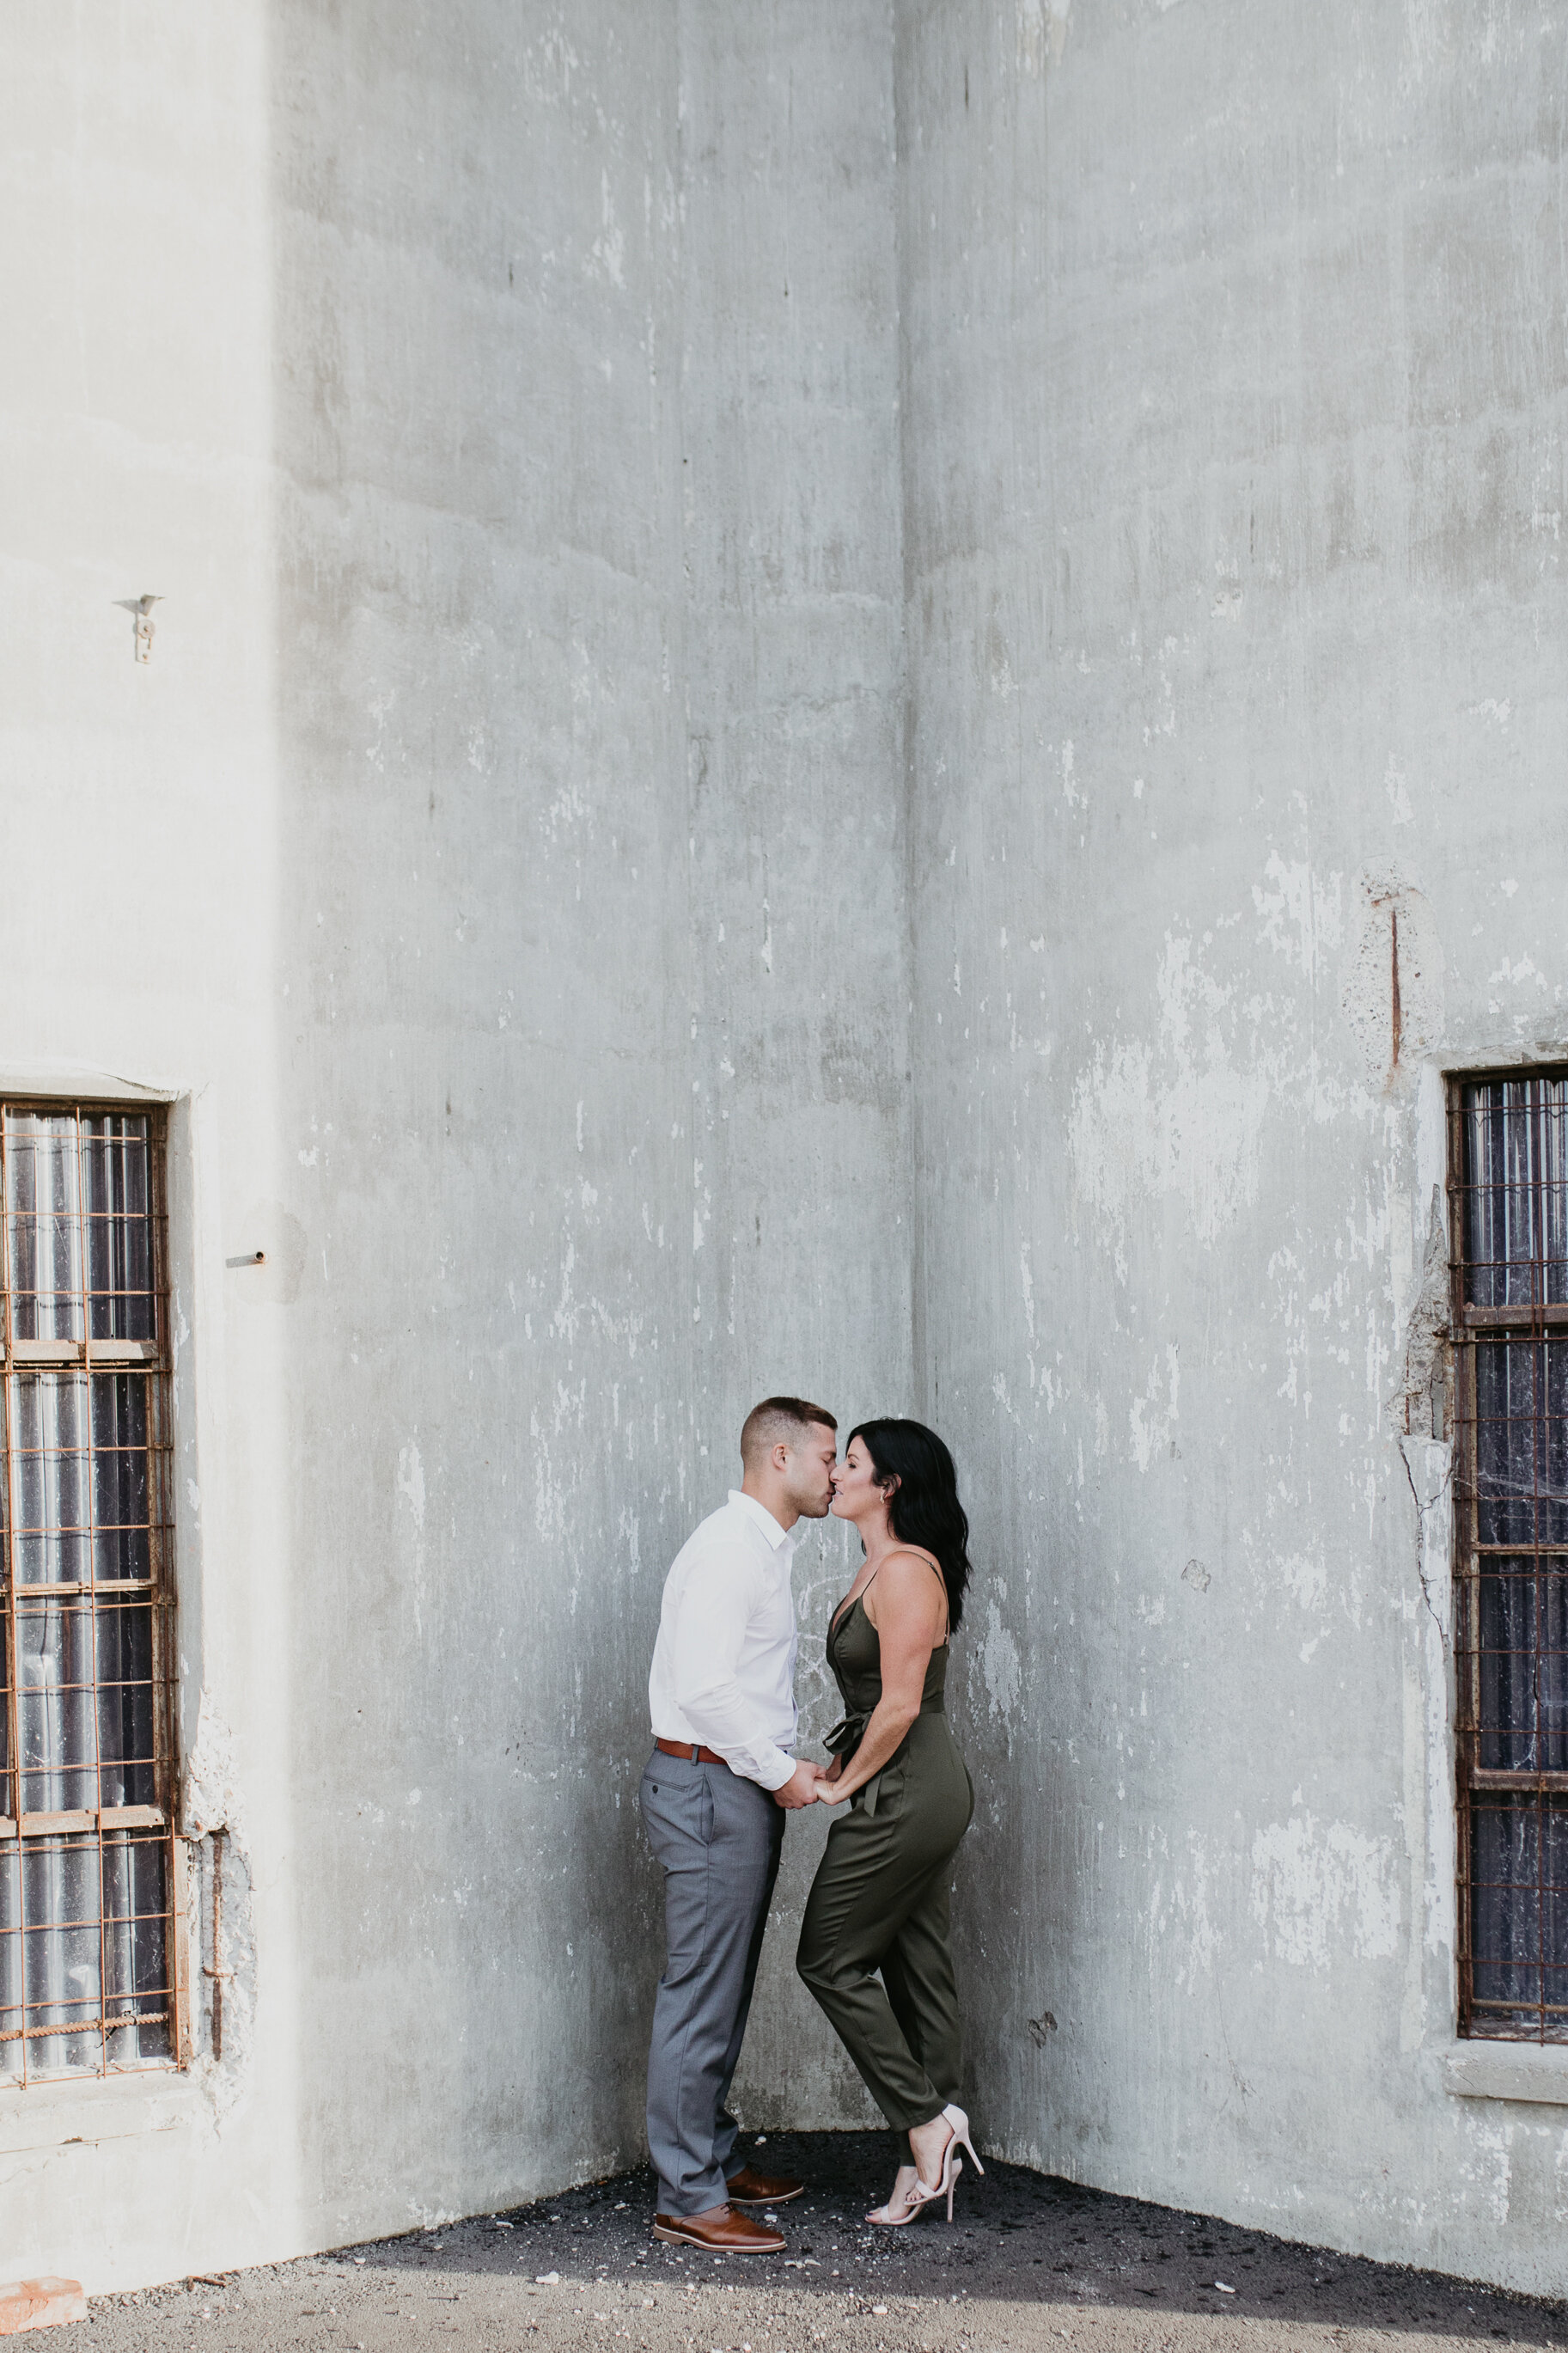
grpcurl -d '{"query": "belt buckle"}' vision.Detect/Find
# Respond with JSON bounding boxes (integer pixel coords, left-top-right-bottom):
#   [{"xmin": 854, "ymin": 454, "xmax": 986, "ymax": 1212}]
[{"xmin": 690, "ymin": 1744, "xmax": 700, "ymax": 1763}]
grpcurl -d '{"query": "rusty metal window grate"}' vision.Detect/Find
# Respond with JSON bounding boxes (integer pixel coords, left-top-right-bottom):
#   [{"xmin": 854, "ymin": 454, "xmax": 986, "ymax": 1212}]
[
  {"xmin": 1452, "ymin": 1073, "xmax": 1568, "ymax": 2042},
  {"xmin": 0, "ymin": 1104, "xmax": 183, "ymax": 2083}
]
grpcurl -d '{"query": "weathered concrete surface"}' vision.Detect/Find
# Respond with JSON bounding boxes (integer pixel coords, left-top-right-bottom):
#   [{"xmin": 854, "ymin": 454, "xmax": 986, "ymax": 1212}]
[
  {"xmin": 896, "ymin": 0, "xmax": 1568, "ymax": 2300},
  {"xmin": 268, "ymin": 0, "xmax": 694, "ymax": 2252},
  {"xmin": 0, "ymin": 0, "xmax": 904, "ymax": 2295},
  {"xmin": 7, "ymin": 0, "xmax": 1568, "ymax": 2307},
  {"xmin": 678, "ymin": 0, "xmax": 907, "ymax": 2132},
  {"xmin": 271, "ymin": 0, "xmax": 906, "ymax": 2226}
]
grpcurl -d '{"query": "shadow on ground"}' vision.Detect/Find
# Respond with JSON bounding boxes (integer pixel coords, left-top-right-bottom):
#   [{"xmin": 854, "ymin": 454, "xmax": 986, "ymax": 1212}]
[{"xmin": 355, "ymin": 2130, "xmax": 1565, "ymax": 2341}]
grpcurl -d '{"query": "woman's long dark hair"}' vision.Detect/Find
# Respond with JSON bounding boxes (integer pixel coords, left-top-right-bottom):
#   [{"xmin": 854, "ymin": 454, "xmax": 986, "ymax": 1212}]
[{"xmin": 849, "ymin": 1418, "xmax": 973, "ymax": 1634}]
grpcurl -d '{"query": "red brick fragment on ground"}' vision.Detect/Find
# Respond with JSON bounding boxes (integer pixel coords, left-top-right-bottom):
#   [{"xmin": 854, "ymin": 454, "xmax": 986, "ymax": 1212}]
[{"xmin": 0, "ymin": 2281, "xmax": 88, "ymax": 2337}]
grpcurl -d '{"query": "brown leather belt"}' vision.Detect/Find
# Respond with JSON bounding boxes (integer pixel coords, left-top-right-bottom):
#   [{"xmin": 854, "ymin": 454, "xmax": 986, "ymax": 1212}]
[{"xmin": 655, "ymin": 1737, "xmax": 726, "ymax": 1765}]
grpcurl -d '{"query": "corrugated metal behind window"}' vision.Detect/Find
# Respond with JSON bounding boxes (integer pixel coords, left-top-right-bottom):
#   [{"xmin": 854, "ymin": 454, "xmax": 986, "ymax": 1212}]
[{"xmin": 1453, "ymin": 1075, "xmax": 1568, "ymax": 2043}]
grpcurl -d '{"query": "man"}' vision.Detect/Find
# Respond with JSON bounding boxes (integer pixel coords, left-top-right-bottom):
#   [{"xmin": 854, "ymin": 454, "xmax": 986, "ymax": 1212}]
[{"xmin": 641, "ymin": 1396, "xmax": 838, "ymax": 2253}]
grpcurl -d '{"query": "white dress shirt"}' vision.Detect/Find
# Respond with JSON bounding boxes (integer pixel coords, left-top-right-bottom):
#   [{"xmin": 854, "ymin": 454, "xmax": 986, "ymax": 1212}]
[{"xmin": 648, "ymin": 1490, "xmax": 801, "ymax": 1791}]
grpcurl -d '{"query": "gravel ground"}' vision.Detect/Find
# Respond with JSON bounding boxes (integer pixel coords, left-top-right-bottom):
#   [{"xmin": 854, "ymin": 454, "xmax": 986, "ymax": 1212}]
[{"xmin": 86, "ymin": 2131, "xmax": 1568, "ymax": 2353}]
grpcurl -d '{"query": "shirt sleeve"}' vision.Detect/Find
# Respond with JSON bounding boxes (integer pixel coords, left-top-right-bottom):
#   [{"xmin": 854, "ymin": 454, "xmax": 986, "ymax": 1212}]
[{"xmin": 671, "ymin": 1541, "xmax": 796, "ymax": 1791}]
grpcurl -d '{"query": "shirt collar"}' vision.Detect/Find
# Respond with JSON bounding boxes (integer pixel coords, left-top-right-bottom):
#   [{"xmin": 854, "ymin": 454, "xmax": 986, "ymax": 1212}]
[{"xmin": 728, "ymin": 1488, "xmax": 797, "ymax": 1550}]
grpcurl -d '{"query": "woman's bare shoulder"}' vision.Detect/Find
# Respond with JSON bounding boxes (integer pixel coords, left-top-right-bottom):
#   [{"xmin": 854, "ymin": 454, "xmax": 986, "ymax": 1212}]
[
  {"xmin": 882, "ymin": 1543, "xmax": 944, "ymax": 1585},
  {"xmin": 866, "ymin": 1545, "xmax": 948, "ymax": 1624}
]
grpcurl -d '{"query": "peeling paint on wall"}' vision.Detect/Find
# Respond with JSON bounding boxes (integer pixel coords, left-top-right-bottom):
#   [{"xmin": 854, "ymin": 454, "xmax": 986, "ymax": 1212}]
[
  {"xmin": 1068, "ymin": 1013, "xmax": 1270, "ymax": 1257},
  {"xmin": 977, "ymin": 1598, "xmax": 1023, "ymax": 1729},
  {"xmin": 1251, "ymin": 1816, "xmax": 1403, "ymax": 1970}
]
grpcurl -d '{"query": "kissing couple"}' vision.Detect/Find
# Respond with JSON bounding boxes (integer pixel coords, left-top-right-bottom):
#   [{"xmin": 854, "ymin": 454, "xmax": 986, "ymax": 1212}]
[{"xmin": 640, "ymin": 1396, "xmax": 979, "ymax": 2253}]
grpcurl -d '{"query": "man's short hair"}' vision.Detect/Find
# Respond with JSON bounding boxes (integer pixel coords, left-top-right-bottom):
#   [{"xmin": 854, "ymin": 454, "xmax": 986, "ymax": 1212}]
[{"xmin": 740, "ymin": 1395, "xmax": 838, "ymax": 1470}]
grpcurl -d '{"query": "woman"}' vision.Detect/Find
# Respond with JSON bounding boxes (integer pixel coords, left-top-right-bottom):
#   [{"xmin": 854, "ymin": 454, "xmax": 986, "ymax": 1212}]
[{"xmin": 796, "ymin": 1418, "xmax": 981, "ymax": 2226}]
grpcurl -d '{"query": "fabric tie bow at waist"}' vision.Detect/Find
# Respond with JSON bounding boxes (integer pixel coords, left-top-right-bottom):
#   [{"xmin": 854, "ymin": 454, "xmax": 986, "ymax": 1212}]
[
  {"xmin": 825, "ymin": 1710, "xmax": 883, "ymax": 1815},
  {"xmin": 823, "ymin": 1694, "xmax": 944, "ymax": 1818},
  {"xmin": 824, "ymin": 1710, "xmax": 872, "ymax": 1765}
]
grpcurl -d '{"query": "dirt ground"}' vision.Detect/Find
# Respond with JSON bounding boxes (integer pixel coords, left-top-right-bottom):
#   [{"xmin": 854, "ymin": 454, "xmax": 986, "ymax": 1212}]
[{"xmin": 85, "ymin": 2131, "xmax": 1568, "ymax": 2353}]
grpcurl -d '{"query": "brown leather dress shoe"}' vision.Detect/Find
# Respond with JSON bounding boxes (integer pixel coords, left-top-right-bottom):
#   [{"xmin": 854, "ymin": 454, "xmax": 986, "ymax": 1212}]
[
  {"xmin": 724, "ymin": 2163, "xmax": 805, "ymax": 2207},
  {"xmin": 652, "ymin": 2203, "xmax": 784, "ymax": 2253}
]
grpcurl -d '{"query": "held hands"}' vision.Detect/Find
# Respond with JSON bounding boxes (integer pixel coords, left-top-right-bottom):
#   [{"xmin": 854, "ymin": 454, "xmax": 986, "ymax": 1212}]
[
  {"xmin": 772, "ymin": 1760, "xmax": 844, "ymax": 1809},
  {"xmin": 772, "ymin": 1759, "xmax": 824, "ymax": 1808}
]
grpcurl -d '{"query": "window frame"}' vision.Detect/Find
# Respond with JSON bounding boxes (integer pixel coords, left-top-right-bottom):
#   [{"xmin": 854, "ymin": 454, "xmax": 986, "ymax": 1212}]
[
  {"xmin": 1448, "ymin": 1068, "xmax": 1568, "ymax": 2044},
  {"xmin": 0, "ymin": 1098, "xmax": 187, "ymax": 2086}
]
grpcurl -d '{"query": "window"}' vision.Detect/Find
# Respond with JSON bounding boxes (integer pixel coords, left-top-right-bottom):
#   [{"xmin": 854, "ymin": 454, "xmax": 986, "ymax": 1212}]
[
  {"xmin": 0, "ymin": 1104, "xmax": 182, "ymax": 2083},
  {"xmin": 1452, "ymin": 1073, "xmax": 1568, "ymax": 2042}
]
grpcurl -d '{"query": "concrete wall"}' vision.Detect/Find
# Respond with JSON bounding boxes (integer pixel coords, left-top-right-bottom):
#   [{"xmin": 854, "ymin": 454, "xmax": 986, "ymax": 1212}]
[
  {"xmin": 270, "ymin": 0, "xmax": 694, "ymax": 2242},
  {"xmin": 897, "ymin": 0, "xmax": 1568, "ymax": 2296},
  {"xmin": 0, "ymin": 0, "xmax": 903, "ymax": 2290},
  {"xmin": 676, "ymin": 0, "xmax": 908, "ymax": 2131},
  {"xmin": 8, "ymin": 0, "xmax": 1568, "ymax": 2304}
]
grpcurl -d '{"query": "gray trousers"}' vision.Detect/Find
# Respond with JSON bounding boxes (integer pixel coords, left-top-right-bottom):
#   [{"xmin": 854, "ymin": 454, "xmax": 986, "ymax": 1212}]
[{"xmin": 640, "ymin": 1745, "xmax": 784, "ymax": 2215}]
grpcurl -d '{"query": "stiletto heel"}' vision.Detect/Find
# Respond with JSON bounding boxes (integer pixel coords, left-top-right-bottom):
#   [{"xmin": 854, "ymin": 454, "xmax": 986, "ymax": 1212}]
[{"xmin": 942, "ymin": 2103, "xmax": 985, "ymax": 2176}]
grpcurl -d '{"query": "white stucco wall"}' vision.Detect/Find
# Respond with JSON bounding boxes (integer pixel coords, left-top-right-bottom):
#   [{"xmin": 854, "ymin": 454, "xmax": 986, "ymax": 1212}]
[
  {"xmin": 897, "ymin": 0, "xmax": 1568, "ymax": 2297},
  {"xmin": 0, "ymin": 0, "xmax": 292, "ymax": 2284}
]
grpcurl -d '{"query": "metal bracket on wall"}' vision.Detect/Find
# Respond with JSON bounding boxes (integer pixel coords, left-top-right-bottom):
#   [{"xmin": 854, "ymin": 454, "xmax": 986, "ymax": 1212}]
[{"xmin": 113, "ymin": 594, "xmax": 162, "ymax": 663}]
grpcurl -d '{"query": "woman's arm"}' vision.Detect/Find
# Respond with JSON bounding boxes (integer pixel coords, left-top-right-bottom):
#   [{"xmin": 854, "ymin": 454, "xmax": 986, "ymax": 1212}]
[{"xmin": 817, "ymin": 1552, "xmax": 945, "ymax": 1805}]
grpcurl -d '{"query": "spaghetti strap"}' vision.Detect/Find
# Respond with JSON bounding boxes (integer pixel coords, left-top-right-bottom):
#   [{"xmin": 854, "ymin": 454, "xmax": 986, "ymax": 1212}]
[
  {"xmin": 872, "ymin": 1547, "xmax": 949, "ymax": 1642},
  {"xmin": 893, "ymin": 1544, "xmax": 944, "ymax": 1586},
  {"xmin": 834, "ymin": 1549, "xmax": 948, "ymax": 1641}
]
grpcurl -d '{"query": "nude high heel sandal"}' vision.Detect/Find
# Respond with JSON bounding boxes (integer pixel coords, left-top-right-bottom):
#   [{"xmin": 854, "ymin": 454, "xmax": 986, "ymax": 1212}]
[
  {"xmin": 904, "ymin": 2105, "xmax": 985, "ymax": 2222},
  {"xmin": 941, "ymin": 2104, "xmax": 985, "ymax": 2177}
]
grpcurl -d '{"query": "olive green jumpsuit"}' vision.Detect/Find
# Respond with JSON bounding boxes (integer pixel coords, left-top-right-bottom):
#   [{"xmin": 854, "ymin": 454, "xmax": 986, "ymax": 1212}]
[{"xmin": 796, "ymin": 1571, "xmax": 974, "ymax": 2148}]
